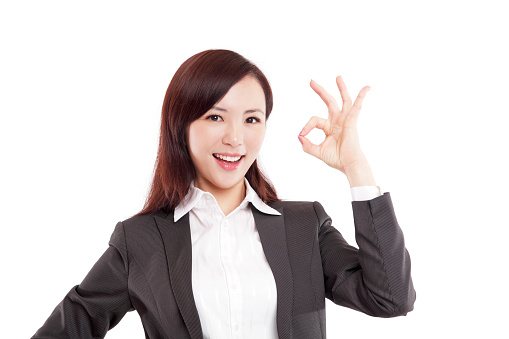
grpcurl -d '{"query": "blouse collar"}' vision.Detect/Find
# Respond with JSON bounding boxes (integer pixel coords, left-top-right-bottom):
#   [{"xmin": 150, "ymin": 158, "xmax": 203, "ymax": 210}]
[{"xmin": 173, "ymin": 178, "xmax": 281, "ymax": 222}]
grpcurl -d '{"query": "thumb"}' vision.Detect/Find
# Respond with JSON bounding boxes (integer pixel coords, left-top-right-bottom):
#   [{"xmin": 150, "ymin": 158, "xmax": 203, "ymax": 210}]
[{"xmin": 298, "ymin": 135, "xmax": 321, "ymax": 159}]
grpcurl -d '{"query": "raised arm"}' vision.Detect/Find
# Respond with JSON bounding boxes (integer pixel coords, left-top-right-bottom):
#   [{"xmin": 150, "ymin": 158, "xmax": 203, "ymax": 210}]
[
  {"xmin": 301, "ymin": 76, "xmax": 415, "ymax": 316},
  {"xmin": 315, "ymin": 195, "xmax": 415, "ymax": 317}
]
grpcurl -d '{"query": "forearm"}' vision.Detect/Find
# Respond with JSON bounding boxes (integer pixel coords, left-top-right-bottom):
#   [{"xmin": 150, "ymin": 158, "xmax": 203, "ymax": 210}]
[
  {"xmin": 351, "ymin": 193, "xmax": 416, "ymax": 316},
  {"xmin": 32, "ymin": 224, "xmax": 132, "ymax": 338}
]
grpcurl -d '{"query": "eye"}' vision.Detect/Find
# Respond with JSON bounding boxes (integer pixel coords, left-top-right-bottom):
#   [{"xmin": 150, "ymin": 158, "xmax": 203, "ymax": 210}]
[
  {"xmin": 245, "ymin": 116, "xmax": 261, "ymax": 124},
  {"xmin": 206, "ymin": 114, "xmax": 223, "ymax": 122}
]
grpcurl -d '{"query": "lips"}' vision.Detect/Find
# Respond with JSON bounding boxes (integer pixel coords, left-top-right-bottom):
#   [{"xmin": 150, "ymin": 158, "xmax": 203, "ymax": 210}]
[
  {"xmin": 213, "ymin": 153, "xmax": 243, "ymax": 162},
  {"xmin": 213, "ymin": 153, "xmax": 244, "ymax": 170}
]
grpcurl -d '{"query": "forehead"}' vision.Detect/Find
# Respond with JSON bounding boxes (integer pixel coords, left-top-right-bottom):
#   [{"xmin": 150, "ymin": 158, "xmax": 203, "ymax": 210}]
[{"xmin": 215, "ymin": 76, "xmax": 265, "ymax": 111}]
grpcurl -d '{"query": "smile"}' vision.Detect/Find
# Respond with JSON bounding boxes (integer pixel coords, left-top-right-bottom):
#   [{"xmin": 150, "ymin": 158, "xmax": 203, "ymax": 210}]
[
  {"xmin": 213, "ymin": 153, "xmax": 244, "ymax": 170},
  {"xmin": 213, "ymin": 154, "xmax": 243, "ymax": 162}
]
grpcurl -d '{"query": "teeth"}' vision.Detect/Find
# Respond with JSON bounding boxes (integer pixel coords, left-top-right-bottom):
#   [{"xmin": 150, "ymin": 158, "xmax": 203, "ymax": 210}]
[{"xmin": 214, "ymin": 154, "xmax": 242, "ymax": 162}]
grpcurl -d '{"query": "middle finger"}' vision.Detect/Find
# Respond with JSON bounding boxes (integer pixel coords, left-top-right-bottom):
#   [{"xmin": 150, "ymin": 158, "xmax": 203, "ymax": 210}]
[
  {"xmin": 335, "ymin": 75, "xmax": 352, "ymax": 112},
  {"xmin": 310, "ymin": 79, "xmax": 340, "ymax": 118}
]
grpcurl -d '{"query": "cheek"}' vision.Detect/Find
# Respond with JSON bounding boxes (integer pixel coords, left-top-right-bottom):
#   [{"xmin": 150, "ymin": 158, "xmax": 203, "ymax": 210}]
[
  {"xmin": 245, "ymin": 127, "xmax": 266, "ymax": 154},
  {"xmin": 187, "ymin": 122, "xmax": 216, "ymax": 156}
]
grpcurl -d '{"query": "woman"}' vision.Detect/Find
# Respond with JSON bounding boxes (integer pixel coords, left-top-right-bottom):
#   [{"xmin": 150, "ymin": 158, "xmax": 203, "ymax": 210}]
[{"xmin": 32, "ymin": 49, "xmax": 415, "ymax": 339}]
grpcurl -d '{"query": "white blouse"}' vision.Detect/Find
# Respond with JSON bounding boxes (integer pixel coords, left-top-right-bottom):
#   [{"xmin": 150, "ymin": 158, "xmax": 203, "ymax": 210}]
[{"xmin": 173, "ymin": 179, "xmax": 381, "ymax": 339}]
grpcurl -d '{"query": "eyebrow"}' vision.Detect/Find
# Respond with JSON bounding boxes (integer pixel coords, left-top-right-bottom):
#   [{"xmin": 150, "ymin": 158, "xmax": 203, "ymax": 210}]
[{"xmin": 212, "ymin": 106, "xmax": 265, "ymax": 115}]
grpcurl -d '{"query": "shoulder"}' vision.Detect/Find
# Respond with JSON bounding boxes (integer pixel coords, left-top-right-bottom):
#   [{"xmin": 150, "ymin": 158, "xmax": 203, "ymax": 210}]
[
  {"xmin": 109, "ymin": 210, "xmax": 171, "ymax": 249},
  {"xmin": 268, "ymin": 199, "xmax": 325, "ymax": 211},
  {"xmin": 267, "ymin": 200, "xmax": 331, "ymax": 224},
  {"xmin": 121, "ymin": 210, "xmax": 167, "ymax": 229},
  {"xmin": 105, "ymin": 211, "xmax": 171, "ymax": 268}
]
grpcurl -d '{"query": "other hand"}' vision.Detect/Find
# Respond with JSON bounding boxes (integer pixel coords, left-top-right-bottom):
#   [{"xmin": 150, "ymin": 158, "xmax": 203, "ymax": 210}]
[{"xmin": 298, "ymin": 76, "xmax": 371, "ymax": 175}]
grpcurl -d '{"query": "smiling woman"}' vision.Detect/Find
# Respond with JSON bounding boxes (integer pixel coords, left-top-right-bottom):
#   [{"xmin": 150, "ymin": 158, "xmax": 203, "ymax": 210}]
[
  {"xmin": 138, "ymin": 49, "xmax": 278, "ymax": 216},
  {"xmin": 32, "ymin": 49, "xmax": 415, "ymax": 339},
  {"xmin": 187, "ymin": 76, "xmax": 268, "ymax": 215}
]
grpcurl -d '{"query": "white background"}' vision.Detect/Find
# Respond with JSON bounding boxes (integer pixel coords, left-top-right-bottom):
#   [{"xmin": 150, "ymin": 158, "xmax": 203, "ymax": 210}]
[{"xmin": 1, "ymin": 1, "xmax": 508, "ymax": 338}]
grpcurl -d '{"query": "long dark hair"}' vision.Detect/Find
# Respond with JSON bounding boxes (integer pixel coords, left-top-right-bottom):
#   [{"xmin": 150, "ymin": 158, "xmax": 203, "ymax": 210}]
[{"xmin": 136, "ymin": 49, "xmax": 279, "ymax": 216}]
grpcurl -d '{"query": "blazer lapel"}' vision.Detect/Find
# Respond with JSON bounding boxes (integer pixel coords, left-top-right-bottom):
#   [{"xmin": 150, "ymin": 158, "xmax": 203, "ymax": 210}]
[
  {"xmin": 251, "ymin": 204, "xmax": 293, "ymax": 339},
  {"xmin": 154, "ymin": 206, "xmax": 293, "ymax": 339},
  {"xmin": 155, "ymin": 212, "xmax": 203, "ymax": 339}
]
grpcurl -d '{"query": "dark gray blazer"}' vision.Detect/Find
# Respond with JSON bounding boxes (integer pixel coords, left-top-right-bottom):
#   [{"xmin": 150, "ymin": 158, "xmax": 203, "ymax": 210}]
[{"xmin": 33, "ymin": 192, "xmax": 415, "ymax": 339}]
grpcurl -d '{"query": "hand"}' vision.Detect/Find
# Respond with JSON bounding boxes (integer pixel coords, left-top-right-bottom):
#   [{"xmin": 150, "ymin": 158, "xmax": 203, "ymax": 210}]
[{"xmin": 298, "ymin": 76, "xmax": 371, "ymax": 175}]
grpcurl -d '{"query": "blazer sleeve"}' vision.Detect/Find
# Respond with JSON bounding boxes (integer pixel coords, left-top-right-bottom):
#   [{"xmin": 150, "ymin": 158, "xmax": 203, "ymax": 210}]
[
  {"xmin": 316, "ymin": 192, "xmax": 416, "ymax": 317},
  {"xmin": 32, "ymin": 222, "xmax": 134, "ymax": 339}
]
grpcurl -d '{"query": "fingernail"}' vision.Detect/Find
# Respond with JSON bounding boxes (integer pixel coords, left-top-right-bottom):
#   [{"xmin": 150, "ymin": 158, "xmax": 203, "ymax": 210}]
[
  {"xmin": 298, "ymin": 136, "xmax": 303, "ymax": 145},
  {"xmin": 299, "ymin": 129, "xmax": 304, "ymax": 136}
]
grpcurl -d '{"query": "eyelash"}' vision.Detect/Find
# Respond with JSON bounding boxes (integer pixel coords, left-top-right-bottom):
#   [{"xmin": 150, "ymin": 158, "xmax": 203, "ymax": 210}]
[
  {"xmin": 206, "ymin": 114, "xmax": 223, "ymax": 122},
  {"xmin": 206, "ymin": 115, "xmax": 261, "ymax": 124},
  {"xmin": 246, "ymin": 117, "xmax": 261, "ymax": 124}
]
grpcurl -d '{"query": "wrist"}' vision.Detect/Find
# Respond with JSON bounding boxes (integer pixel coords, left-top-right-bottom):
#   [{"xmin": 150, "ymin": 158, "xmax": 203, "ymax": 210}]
[{"xmin": 344, "ymin": 161, "xmax": 376, "ymax": 188}]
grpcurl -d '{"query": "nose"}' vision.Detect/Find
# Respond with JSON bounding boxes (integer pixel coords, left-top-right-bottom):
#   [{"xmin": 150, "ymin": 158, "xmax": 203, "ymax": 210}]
[{"xmin": 222, "ymin": 121, "xmax": 243, "ymax": 147}]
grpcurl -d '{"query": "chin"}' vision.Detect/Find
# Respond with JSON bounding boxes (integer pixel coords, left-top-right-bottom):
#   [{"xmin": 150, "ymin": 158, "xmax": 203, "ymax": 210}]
[
  {"xmin": 195, "ymin": 157, "xmax": 254, "ymax": 192},
  {"xmin": 212, "ymin": 173, "xmax": 246, "ymax": 190}
]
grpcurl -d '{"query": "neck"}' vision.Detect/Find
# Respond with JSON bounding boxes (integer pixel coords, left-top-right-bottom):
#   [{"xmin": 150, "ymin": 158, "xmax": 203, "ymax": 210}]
[{"xmin": 194, "ymin": 179, "xmax": 246, "ymax": 216}]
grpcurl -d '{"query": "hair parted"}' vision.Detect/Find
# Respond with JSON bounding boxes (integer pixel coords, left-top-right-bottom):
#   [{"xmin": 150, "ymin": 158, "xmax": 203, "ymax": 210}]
[{"xmin": 135, "ymin": 49, "xmax": 279, "ymax": 216}]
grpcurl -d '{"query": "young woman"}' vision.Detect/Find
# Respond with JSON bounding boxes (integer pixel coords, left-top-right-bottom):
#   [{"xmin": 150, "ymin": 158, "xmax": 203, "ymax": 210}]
[{"xmin": 32, "ymin": 49, "xmax": 415, "ymax": 339}]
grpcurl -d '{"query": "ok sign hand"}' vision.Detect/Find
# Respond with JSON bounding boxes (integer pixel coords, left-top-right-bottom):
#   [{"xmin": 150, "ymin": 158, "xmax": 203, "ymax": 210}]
[{"xmin": 298, "ymin": 76, "xmax": 371, "ymax": 176}]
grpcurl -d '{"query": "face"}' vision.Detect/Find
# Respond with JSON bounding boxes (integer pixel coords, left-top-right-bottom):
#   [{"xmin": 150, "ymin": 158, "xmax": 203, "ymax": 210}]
[{"xmin": 187, "ymin": 76, "xmax": 266, "ymax": 195}]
